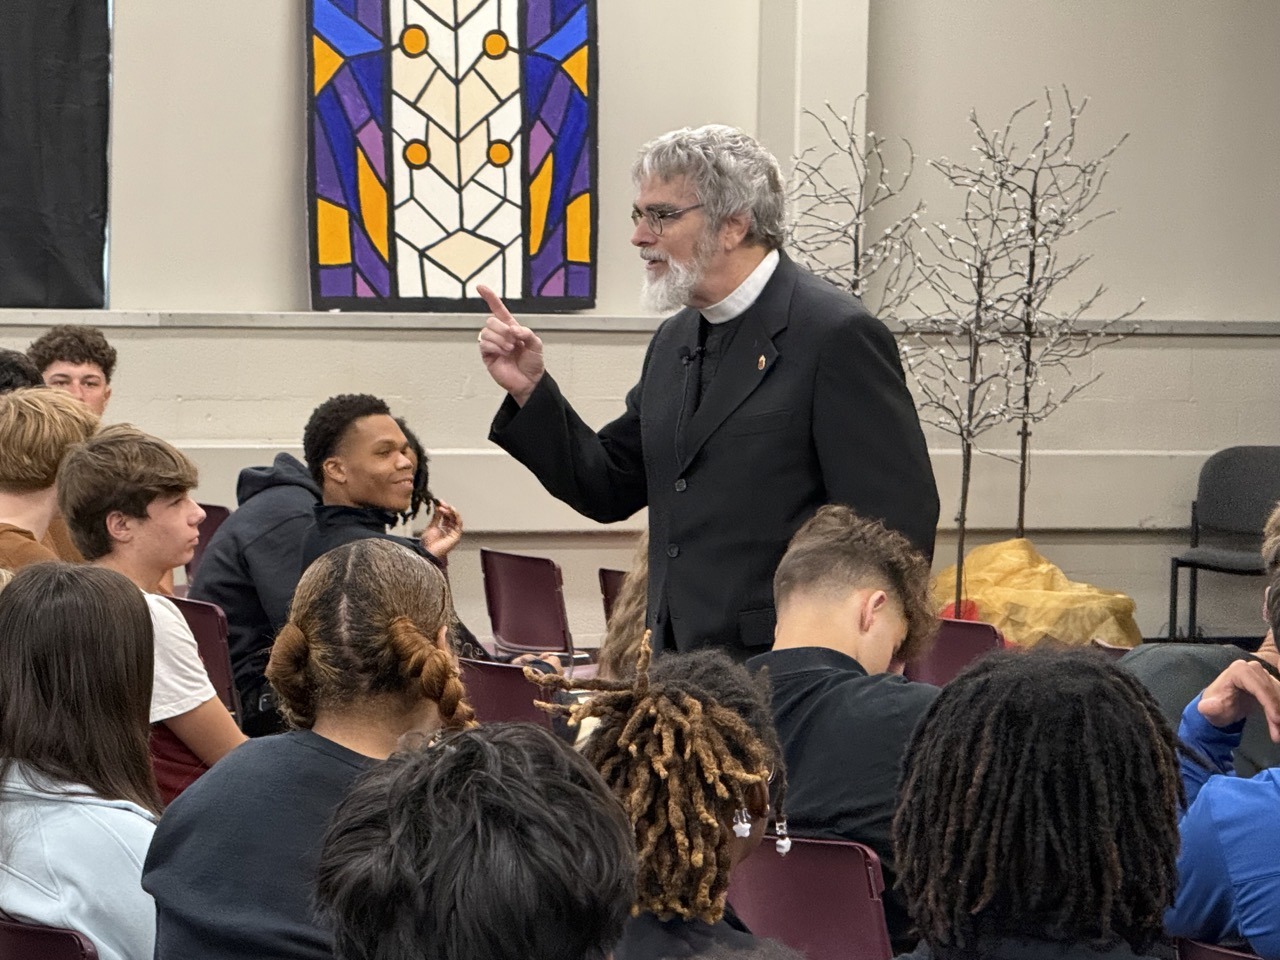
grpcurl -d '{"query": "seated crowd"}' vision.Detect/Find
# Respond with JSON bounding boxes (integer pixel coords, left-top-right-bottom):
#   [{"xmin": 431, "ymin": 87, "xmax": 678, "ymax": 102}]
[{"xmin": 3, "ymin": 323, "xmax": 1280, "ymax": 960}]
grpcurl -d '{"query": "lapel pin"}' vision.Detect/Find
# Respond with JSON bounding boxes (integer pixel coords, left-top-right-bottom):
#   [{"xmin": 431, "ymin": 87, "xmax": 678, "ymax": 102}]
[{"xmin": 757, "ymin": 355, "xmax": 766, "ymax": 371}]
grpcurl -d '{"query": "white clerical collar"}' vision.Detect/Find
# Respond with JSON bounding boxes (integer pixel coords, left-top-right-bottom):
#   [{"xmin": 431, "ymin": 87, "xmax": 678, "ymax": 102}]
[{"xmin": 700, "ymin": 249, "xmax": 780, "ymax": 324}]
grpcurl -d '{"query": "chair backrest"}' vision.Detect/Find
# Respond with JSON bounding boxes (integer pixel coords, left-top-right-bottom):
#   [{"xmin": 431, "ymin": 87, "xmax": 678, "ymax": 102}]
[
  {"xmin": 903, "ymin": 618, "xmax": 1003, "ymax": 686},
  {"xmin": 728, "ymin": 835, "xmax": 893, "ymax": 960},
  {"xmin": 457, "ymin": 658, "xmax": 552, "ymax": 728},
  {"xmin": 1178, "ymin": 939, "xmax": 1263, "ymax": 960},
  {"xmin": 185, "ymin": 502, "xmax": 232, "ymax": 580},
  {"xmin": 168, "ymin": 596, "xmax": 241, "ymax": 723},
  {"xmin": 599, "ymin": 567, "xmax": 626, "ymax": 623},
  {"xmin": 480, "ymin": 549, "xmax": 573, "ymax": 655},
  {"xmin": 1090, "ymin": 637, "xmax": 1131, "ymax": 661},
  {"xmin": 0, "ymin": 918, "xmax": 99, "ymax": 960},
  {"xmin": 1195, "ymin": 446, "xmax": 1280, "ymax": 537}
]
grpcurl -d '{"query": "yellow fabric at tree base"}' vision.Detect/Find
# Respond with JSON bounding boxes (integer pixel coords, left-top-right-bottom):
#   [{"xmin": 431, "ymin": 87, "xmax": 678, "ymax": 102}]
[{"xmin": 931, "ymin": 538, "xmax": 1142, "ymax": 649}]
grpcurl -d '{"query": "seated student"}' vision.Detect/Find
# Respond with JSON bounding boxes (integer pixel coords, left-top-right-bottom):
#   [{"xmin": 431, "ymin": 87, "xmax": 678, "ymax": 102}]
[
  {"xmin": 26, "ymin": 323, "xmax": 116, "ymax": 416},
  {"xmin": 748, "ymin": 504, "xmax": 938, "ymax": 950},
  {"xmin": 0, "ymin": 387, "xmax": 98, "ymax": 571},
  {"xmin": 597, "ymin": 530, "xmax": 650, "ymax": 681},
  {"xmin": 534, "ymin": 641, "xmax": 803, "ymax": 960},
  {"xmin": 189, "ymin": 452, "xmax": 322, "ymax": 736},
  {"xmin": 144, "ymin": 538, "xmax": 476, "ymax": 960},
  {"xmin": 0, "ymin": 348, "xmax": 42, "ymax": 393},
  {"xmin": 58, "ymin": 425, "xmax": 246, "ymax": 801},
  {"xmin": 1121, "ymin": 502, "xmax": 1280, "ymax": 777},
  {"xmin": 1165, "ymin": 570, "xmax": 1280, "ymax": 959},
  {"xmin": 316, "ymin": 723, "xmax": 636, "ymax": 960},
  {"xmin": 894, "ymin": 649, "xmax": 1182, "ymax": 960},
  {"xmin": 0, "ymin": 563, "xmax": 162, "ymax": 960}
]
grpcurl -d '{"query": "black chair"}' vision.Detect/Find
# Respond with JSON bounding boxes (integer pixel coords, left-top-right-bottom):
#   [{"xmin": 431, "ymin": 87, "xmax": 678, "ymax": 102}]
[{"xmin": 1168, "ymin": 446, "xmax": 1280, "ymax": 639}]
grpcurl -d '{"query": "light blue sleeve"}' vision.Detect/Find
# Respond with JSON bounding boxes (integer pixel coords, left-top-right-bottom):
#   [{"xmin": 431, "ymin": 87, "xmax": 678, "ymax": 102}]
[{"xmin": 1178, "ymin": 693, "xmax": 1243, "ymax": 808}]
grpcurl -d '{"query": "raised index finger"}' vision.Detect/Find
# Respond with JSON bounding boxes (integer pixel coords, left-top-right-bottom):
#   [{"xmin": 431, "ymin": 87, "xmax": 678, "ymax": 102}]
[{"xmin": 477, "ymin": 284, "xmax": 516, "ymax": 324}]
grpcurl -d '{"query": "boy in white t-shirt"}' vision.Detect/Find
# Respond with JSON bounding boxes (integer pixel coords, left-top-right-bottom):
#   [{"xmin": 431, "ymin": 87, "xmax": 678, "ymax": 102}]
[{"xmin": 58, "ymin": 425, "xmax": 246, "ymax": 801}]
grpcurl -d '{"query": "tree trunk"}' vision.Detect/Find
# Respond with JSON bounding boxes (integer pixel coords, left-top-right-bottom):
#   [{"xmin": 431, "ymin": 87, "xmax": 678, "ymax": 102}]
[{"xmin": 955, "ymin": 437, "xmax": 973, "ymax": 613}]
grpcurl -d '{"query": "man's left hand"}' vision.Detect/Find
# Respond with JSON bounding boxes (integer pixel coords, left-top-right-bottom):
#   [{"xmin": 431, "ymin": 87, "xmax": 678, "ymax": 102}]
[{"xmin": 1199, "ymin": 658, "xmax": 1280, "ymax": 741}]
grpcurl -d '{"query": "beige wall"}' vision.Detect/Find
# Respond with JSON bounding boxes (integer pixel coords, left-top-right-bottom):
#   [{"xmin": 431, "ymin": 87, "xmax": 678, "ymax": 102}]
[{"xmin": 3, "ymin": 0, "xmax": 1278, "ymax": 644}]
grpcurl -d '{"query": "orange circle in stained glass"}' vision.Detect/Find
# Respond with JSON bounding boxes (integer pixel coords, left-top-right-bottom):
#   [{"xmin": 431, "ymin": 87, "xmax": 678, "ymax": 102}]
[
  {"xmin": 401, "ymin": 26, "xmax": 428, "ymax": 57},
  {"xmin": 483, "ymin": 31, "xmax": 509, "ymax": 58},
  {"xmin": 487, "ymin": 140, "xmax": 513, "ymax": 166},
  {"xmin": 404, "ymin": 140, "xmax": 430, "ymax": 168}
]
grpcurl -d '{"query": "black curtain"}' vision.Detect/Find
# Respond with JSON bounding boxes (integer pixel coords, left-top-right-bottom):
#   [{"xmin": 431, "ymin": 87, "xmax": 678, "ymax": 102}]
[{"xmin": 0, "ymin": 0, "xmax": 109, "ymax": 307}]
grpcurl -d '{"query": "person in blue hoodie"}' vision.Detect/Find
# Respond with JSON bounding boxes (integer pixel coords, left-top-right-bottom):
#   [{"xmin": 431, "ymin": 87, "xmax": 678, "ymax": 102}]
[{"xmin": 190, "ymin": 452, "xmax": 321, "ymax": 736}]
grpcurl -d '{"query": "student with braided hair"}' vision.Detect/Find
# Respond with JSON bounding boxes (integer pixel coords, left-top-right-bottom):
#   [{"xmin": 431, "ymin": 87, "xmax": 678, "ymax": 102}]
[
  {"xmin": 533, "ymin": 640, "xmax": 803, "ymax": 960},
  {"xmin": 142, "ymin": 538, "xmax": 475, "ymax": 960},
  {"xmin": 892, "ymin": 649, "xmax": 1184, "ymax": 960}
]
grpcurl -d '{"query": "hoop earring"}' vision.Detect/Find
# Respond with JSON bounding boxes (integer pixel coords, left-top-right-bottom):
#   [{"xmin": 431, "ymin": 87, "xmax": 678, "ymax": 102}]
[
  {"xmin": 732, "ymin": 808, "xmax": 752, "ymax": 839},
  {"xmin": 774, "ymin": 817, "xmax": 792, "ymax": 856}
]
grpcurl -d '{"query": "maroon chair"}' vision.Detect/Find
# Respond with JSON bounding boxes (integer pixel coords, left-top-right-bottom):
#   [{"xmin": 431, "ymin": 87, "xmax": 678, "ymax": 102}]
[
  {"xmin": 903, "ymin": 617, "xmax": 1003, "ymax": 686},
  {"xmin": 0, "ymin": 918, "xmax": 99, "ymax": 959},
  {"xmin": 728, "ymin": 835, "xmax": 892, "ymax": 960},
  {"xmin": 599, "ymin": 567, "xmax": 626, "ymax": 623},
  {"xmin": 1178, "ymin": 941, "xmax": 1263, "ymax": 959},
  {"xmin": 458, "ymin": 658, "xmax": 552, "ymax": 728},
  {"xmin": 185, "ymin": 502, "xmax": 231, "ymax": 581},
  {"xmin": 1090, "ymin": 637, "xmax": 1133, "ymax": 661},
  {"xmin": 168, "ymin": 595, "xmax": 242, "ymax": 725},
  {"xmin": 480, "ymin": 548, "xmax": 575, "ymax": 657}
]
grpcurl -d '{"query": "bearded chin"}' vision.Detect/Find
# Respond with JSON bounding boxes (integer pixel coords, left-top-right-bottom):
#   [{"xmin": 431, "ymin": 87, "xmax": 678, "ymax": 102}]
[{"xmin": 641, "ymin": 256, "xmax": 703, "ymax": 313}]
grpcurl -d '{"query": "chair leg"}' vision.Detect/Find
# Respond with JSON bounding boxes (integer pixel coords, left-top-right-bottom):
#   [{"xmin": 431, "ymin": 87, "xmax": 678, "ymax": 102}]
[
  {"xmin": 1168, "ymin": 560, "xmax": 1179, "ymax": 641},
  {"xmin": 1188, "ymin": 567, "xmax": 1199, "ymax": 639}
]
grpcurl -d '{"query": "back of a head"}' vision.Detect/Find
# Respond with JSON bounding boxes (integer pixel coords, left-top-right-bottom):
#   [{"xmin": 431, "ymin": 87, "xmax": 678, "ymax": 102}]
[
  {"xmin": 1263, "ymin": 501, "xmax": 1280, "ymax": 577},
  {"xmin": 316, "ymin": 722, "xmax": 636, "ymax": 960},
  {"xmin": 0, "ymin": 349, "xmax": 42, "ymax": 393},
  {"xmin": 894, "ymin": 649, "xmax": 1182, "ymax": 955},
  {"xmin": 56, "ymin": 423, "xmax": 198, "ymax": 560},
  {"xmin": 632, "ymin": 124, "xmax": 786, "ymax": 250},
  {"xmin": 266, "ymin": 538, "xmax": 474, "ymax": 732},
  {"xmin": 773, "ymin": 504, "xmax": 936, "ymax": 662},
  {"xmin": 0, "ymin": 562, "xmax": 159, "ymax": 814},
  {"xmin": 537, "ymin": 642, "xmax": 786, "ymax": 924},
  {"xmin": 1266, "ymin": 566, "xmax": 1280, "ymax": 639},
  {"xmin": 596, "ymin": 531, "xmax": 649, "ymax": 681},
  {"xmin": 0, "ymin": 387, "xmax": 99, "ymax": 494}
]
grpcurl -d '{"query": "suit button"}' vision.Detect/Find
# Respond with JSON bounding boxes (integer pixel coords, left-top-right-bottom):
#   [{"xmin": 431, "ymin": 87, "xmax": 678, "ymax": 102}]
[
  {"xmin": 667, "ymin": 544, "xmax": 680, "ymax": 558},
  {"xmin": 674, "ymin": 478, "xmax": 687, "ymax": 492}
]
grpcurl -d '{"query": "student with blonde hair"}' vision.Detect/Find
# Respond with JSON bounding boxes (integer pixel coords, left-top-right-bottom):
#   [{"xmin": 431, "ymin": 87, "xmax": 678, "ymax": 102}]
[
  {"xmin": 0, "ymin": 387, "xmax": 98, "ymax": 570},
  {"xmin": 143, "ymin": 538, "xmax": 475, "ymax": 960}
]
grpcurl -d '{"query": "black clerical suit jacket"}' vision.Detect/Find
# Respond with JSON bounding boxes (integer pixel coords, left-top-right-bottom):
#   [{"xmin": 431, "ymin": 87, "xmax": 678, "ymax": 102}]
[{"xmin": 491, "ymin": 253, "xmax": 939, "ymax": 658}]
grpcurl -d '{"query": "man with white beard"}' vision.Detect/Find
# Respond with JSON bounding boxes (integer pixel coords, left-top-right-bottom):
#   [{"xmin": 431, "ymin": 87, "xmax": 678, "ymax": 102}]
[{"xmin": 478, "ymin": 125, "xmax": 938, "ymax": 661}]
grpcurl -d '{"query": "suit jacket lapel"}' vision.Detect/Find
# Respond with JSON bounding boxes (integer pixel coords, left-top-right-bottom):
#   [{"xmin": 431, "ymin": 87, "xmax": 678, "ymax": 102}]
[{"xmin": 678, "ymin": 254, "xmax": 797, "ymax": 472}]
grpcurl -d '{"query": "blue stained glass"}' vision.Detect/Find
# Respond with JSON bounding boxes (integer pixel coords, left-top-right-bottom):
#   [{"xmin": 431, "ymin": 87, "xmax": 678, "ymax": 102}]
[
  {"xmin": 315, "ymin": 86, "xmax": 361, "ymax": 210},
  {"xmin": 548, "ymin": 92, "xmax": 588, "ymax": 219},
  {"xmin": 349, "ymin": 54, "xmax": 385, "ymax": 125},
  {"xmin": 534, "ymin": 5, "xmax": 586, "ymax": 60},
  {"xmin": 523, "ymin": 54, "xmax": 557, "ymax": 116},
  {"xmin": 331, "ymin": 0, "xmax": 357, "ymax": 16},
  {"xmin": 315, "ymin": 0, "xmax": 381, "ymax": 56},
  {"xmin": 551, "ymin": 0, "xmax": 582, "ymax": 30}
]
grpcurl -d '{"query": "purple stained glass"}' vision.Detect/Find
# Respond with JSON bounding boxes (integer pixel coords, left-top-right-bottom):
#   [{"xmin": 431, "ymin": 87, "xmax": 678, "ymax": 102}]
[
  {"xmin": 540, "ymin": 266, "xmax": 565, "ymax": 296},
  {"xmin": 355, "ymin": 273, "xmax": 376, "ymax": 297},
  {"xmin": 332, "ymin": 65, "xmax": 373, "ymax": 130},
  {"xmin": 319, "ymin": 266, "xmax": 354, "ymax": 297},
  {"xmin": 529, "ymin": 221, "xmax": 564, "ymax": 291},
  {"xmin": 541, "ymin": 70, "xmax": 571, "ymax": 131},
  {"xmin": 357, "ymin": 122, "xmax": 386, "ymax": 180},
  {"xmin": 525, "ymin": 0, "xmax": 552, "ymax": 46},
  {"xmin": 568, "ymin": 149, "xmax": 590, "ymax": 195},
  {"xmin": 528, "ymin": 120, "xmax": 552, "ymax": 172},
  {"xmin": 314, "ymin": 123, "xmax": 345, "ymax": 204},
  {"xmin": 351, "ymin": 226, "xmax": 391, "ymax": 296},
  {"xmin": 566, "ymin": 264, "xmax": 590, "ymax": 297},
  {"xmin": 356, "ymin": 0, "xmax": 383, "ymax": 38}
]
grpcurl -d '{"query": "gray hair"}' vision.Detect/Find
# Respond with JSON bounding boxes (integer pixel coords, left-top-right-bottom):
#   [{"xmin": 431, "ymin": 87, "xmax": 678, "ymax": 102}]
[{"xmin": 632, "ymin": 125, "xmax": 787, "ymax": 250}]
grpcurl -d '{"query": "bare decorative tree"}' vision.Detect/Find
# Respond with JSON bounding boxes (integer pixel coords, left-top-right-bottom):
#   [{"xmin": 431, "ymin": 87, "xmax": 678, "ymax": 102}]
[
  {"xmin": 787, "ymin": 96, "xmax": 924, "ymax": 318},
  {"xmin": 930, "ymin": 88, "xmax": 1141, "ymax": 537}
]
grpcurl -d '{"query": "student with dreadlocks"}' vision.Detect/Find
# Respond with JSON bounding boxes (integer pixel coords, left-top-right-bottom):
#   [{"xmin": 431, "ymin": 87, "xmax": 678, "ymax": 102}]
[
  {"xmin": 892, "ymin": 649, "xmax": 1183, "ymax": 960},
  {"xmin": 532, "ymin": 640, "xmax": 804, "ymax": 960}
]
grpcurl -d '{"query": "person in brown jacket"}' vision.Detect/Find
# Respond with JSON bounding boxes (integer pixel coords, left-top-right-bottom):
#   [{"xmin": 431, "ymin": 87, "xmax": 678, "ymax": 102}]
[{"xmin": 0, "ymin": 388, "xmax": 98, "ymax": 572}]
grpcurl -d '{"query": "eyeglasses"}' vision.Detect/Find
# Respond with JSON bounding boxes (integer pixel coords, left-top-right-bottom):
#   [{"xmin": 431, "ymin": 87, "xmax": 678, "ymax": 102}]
[{"xmin": 630, "ymin": 203, "xmax": 704, "ymax": 236}]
